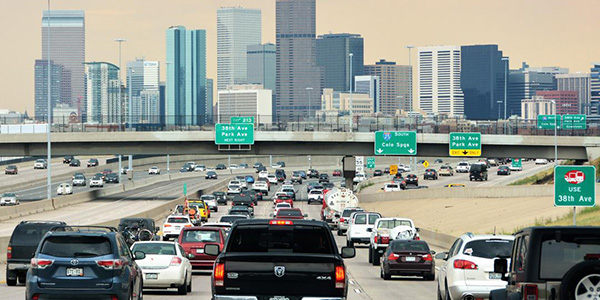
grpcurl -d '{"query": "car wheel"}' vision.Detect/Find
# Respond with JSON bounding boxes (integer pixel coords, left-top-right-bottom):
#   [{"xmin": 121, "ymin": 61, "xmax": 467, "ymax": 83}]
[
  {"xmin": 559, "ymin": 260, "xmax": 600, "ymax": 300},
  {"xmin": 177, "ymin": 274, "xmax": 188, "ymax": 295},
  {"xmin": 337, "ymin": 229, "xmax": 342, "ymax": 236},
  {"xmin": 381, "ymin": 266, "xmax": 391, "ymax": 280},
  {"xmin": 368, "ymin": 247, "xmax": 373, "ymax": 264},
  {"xmin": 186, "ymin": 274, "xmax": 192, "ymax": 292},
  {"xmin": 372, "ymin": 250, "xmax": 381, "ymax": 266},
  {"xmin": 445, "ymin": 281, "xmax": 451, "ymax": 300},
  {"xmin": 6, "ymin": 269, "xmax": 16, "ymax": 286},
  {"xmin": 424, "ymin": 273, "xmax": 435, "ymax": 281}
]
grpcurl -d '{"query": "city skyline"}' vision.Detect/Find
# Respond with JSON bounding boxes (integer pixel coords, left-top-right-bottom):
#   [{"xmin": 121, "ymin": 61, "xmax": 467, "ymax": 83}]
[{"xmin": 3, "ymin": 0, "xmax": 600, "ymax": 114}]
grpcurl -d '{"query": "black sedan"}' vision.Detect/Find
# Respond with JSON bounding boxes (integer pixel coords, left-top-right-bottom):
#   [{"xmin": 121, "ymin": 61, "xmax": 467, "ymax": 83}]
[
  {"xmin": 318, "ymin": 173, "xmax": 330, "ymax": 183},
  {"xmin": 69, "ymin": 159, "xmax": 81, "ymax": 167},
  {"xmin": 215, "ymin": 164, "xmax": 227, "ymax": 170},
  {"xmin": 423, "ymin": 169, "xmax": 438, "ymax": 180},
  {"xmin": 105, "ymin": 172, "xmax": 119, "ymax": 183},
  {"xmin": 405, "ymin": 174, "xmax": 419, "ymax": 186},
  {"xmin": 380, "ymin": 239, "xmax": 435, "ymax": 280},
  {"xmin": 206, "ymin": 171, "xmax": 218, "ymax": 179},
  {"xmin": 497, "ymin": 166, "xmax": 511, "ymax": 175},
  {"xmin": 213, "ymin": 191, "xmax": 227, "ymax": 204},
  {"xmin": 384, "ymin": 167, "xmax": 390, "ymax": 174},
  {"xmin": 373, "ymin": 170, "xmax": 383, "ymax": 176}
]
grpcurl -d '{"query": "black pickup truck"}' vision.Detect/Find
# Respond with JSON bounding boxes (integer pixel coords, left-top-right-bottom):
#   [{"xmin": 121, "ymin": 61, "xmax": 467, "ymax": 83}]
[{"xmin": 206, "ymin": 219, "xmax": 356, "ymax": 300}]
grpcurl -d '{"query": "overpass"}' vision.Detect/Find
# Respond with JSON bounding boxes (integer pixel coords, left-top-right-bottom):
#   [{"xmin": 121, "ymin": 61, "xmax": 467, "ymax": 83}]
[{"xmin": 0, "ymin": 131, "xmax": 597, "ymax": 160}]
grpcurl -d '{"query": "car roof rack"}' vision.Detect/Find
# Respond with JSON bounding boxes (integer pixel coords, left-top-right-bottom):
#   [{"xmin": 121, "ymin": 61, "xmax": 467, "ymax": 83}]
[{"xmin": 49, "ymin": 225, "xmax": 118, "ymax": 233}]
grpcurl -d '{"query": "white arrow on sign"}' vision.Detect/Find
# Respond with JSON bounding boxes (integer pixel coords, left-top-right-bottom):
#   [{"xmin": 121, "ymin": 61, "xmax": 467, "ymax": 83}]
[
  {"xmin": 408, "ymin": 149, "xmax": 415, "ymax": 154},
  {"xmin": 377, "ymin": 148, "xmax": 383, "ymax": 154}
]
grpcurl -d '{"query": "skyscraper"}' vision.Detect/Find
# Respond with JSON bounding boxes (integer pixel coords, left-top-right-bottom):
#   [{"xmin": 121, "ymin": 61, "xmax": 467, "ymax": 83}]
[
  {"xmin": 589, "ymin": 63, "xmax": 600, "ymax": 115},
  {"xmin": 276, "ymin": 0, "xmax": 322, "ymax": 121},
  {"xmin": 364, "ymin": 59, "xmax": 412, "ymax": 115},
  {"xmin": 207, "ymin": 78, "xmax": 214, "ymax": 122},
  {"xmin": 126, "ymin": 59, "xmax": 160, "ymax": 124},
  {"xmin": 507, "ymin": 63, "xmax": 568, "ymax": 117},
  {"xmin": 166, "ymin": 26, "xmax": 209, "ymax": 126},
  {"xmin": 556, "ymin": 73, "xmax": 591, "ymax": 114},
  {"xmin": 34, "ymin": 60, "xmax": 69, "ymax": 121},
  {"xmin": 316, "ymin": 33, "xmax": 364, "ymax": 92},
  {"xmin": 85, "ymin": 62, "xmax": 120, "ymax": 124},
  {"xmin": 41, "ymin": 10, "xmax": 85, "ymax": 116},
  {"xmin": 417, "ymin": 46, "xmax": 464, "ymax": 118},
  {"xmin": 247, "ymin": 43, "xmax": 276, "ymax": 117},
  {"xmin": 460, "ymin": 45, "xmax": 507, "ymax": 120},
  {"xmin": 536, "ymin": 90, "xmax": 579, "ymax": 115},
  {"xmin": 217, "ymin": 7, "xmax": 262, "ymax": 90},
  {"xmin": 355, "ymin": 75, "xmax": 380, "ymax": 112}
]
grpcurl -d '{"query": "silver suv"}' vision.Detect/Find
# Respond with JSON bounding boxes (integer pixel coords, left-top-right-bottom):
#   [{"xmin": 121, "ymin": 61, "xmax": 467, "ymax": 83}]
[{"xmin": 436, "ymin": 232, "xmax": 514, "ymax": 300}]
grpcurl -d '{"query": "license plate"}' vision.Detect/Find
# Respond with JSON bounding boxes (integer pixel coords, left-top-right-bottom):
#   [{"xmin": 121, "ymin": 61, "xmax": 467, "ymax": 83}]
[
  {"xmin": 146, "ymin": 273, "xmax": 158, "ymax": 280},
  {"xmin": 175, "ymin": 226, "xmax": 180, "ymax": 230},
  {"xmin": 66, "ymin": 267, "xmax": 83, "ymax": 277},
  {"xmin": 489, "ymin": 273, "xmax": 502, "ymax": 279},
  {"xmin": 405, "ymin": 256, "xmax": 416, "ymax": 262},
  {"xmin": 196, "ymin": 248, "xmax": 204, "ymax": 254}
]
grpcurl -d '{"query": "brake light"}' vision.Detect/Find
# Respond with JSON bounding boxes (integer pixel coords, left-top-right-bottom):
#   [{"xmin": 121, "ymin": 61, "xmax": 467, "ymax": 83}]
[
  {"xmin": 96, "ymin": 259, "xmax": 125, "ymax": 270},
  {"xmin": 164, "ymin": 224, "xmax": 171, "ymax": 227},
  {"xmin": 335, "ymin": 266, "xmax": 345, "ymax": 289},
  {"xmin": 170, "ymin": 257, "xmax": 182, "ymax": 266},
  {"xmin": 110, "ymin": 296, "xmax": 118, "ymax": 300},
  {"xmin": 453, "ymin": 259, "xmax": 478, "ymax": 270},
  {"xmin": 340, "ymin": 218, "xmax": 345, "ymax": 223},
  {"xmin": 31, "ymin": 258, "xmax": 54, "ymax": 269},
  {"xmin": 373, "ymin": 236, "xmax": 378, "ymax": 243},
  {"xmin": 7, "ymin": 246, "xmax": 11, "ymax": 259},
  {"xmin": 184, "ymin": 224, "xmax": 192, "ymax": 227},
  {"xmin": 388, "ymin": 253, "xmax": 399, "ymax": 260},
  {"xmin": 422, "ymin": 254, "xmax": 433, "ymax": 262},
  {"xmin": 523, "ymin": 284, "xmax": 538, "ymax": 300},
  {"xmin": 214, "ymin": 263, "xmax": 225, "ymax": 286},
  {"xmin": 414, "ymin": 236, "xmax": 420, "ymax": 241},
  {"xmin": 269, "ymin": 220, "xmax": 293, "ymax": 225},
  {"xmin": 32, "ymin": 295, "xmax": 40, "ymax": 300}
]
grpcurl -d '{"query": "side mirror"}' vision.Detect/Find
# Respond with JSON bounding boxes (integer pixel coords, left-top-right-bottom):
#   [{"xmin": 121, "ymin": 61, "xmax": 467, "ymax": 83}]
[
  {"xmin": 205, "ymin": 244, "xmax": 221, "ymax": 256},
  {"xmin": 340, "ymin": 246, "xmax": 356, "ymax": 259},
  {"xmin": 430, "ymin": 250, "xmax": 437, "ymax": 255},
  {"xmin": 334, "ymin": 214, "xmax": 340, "ymax": 218},
  {"xmin": 435, "ymin": 252, "xmax": 448, "ymax": 260},
  {"xmin": 133, "ymin": 251, "xmax": 146, "ymax": 260},
  {"xmin": 494, "ymin": 258, "xmax": 509, "ymax": 281},
  {"xmin": 366, "ymin": 228, "xmax": 372, "ymax": 232},
  {"xmin": 416, "ymin": 227, "xmax": 420, "ymax": 232}
]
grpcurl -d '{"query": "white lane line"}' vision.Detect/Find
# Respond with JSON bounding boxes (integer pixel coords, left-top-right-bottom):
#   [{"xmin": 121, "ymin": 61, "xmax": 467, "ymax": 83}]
[
  {"xmin": 349, "ymin": 279, "xmax": 355, "ymax": 285},
  {"xmin": 354, "ymin": 288, "xmax": 362, "ymax": 294}
]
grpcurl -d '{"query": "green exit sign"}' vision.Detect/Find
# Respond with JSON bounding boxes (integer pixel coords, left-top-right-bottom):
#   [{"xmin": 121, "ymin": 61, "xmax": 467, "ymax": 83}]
[
  {"xmin": 562, "ymin": 114, "xmax": 587, "ymax": 130},
  {"xmin": 215, "ymin": 123, "xmax": 254, "ymax": 145},
  {"xmin": 449, "ymin": 132, "xmax": 481, "ymax": 157},
  {"xmin": 231, "ymin": 116, "xmax": 255, "ymax": 124},
  {"xmin": 538, "ymin": 115, "xmax": 561, "ymax": 129},
  {"xmin": 554, "ymin": 166, "xmax": 596, "ymax": 207},
  {"xmin": 374, "ymin": 131, "xmax": 417, "ymax": 156},
  {"xmin": 367, "ymin": 157, "xmax": 375, "ymax": 169}
]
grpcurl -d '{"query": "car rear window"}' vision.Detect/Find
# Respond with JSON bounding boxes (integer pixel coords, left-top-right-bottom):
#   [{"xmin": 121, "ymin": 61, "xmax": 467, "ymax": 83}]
[
  {"xmin": 462, "ymin": 239, "xmax": 513, "ymax": 259},
  {"xmin": 167, "ymin": 217, "xmax": 189, "ymax": 224},
  {"xmin": 132, "ymin": 243, "xmax": 176, "ymax": 255},
  {"xmin": 227, "ymin": 225, "xmax": 334, "ymax": 254},
  {"xmin": 181, "ymin": 230, "xmax": 219, "ymax": 243},
  {"xmin": 277, "ymin": 210, "xmax": 302, "ymax": 217},
  {"xmin": 377, "ymin": 219, "xmax": 413, "ymax": 229},
  {"xmin": 354, "ymin": 214, "xmax": 367, "ymax": 224},
  {"xmin": 470, "ymin": 164, "xmax": 486, "ymax": 172},
  {"xmin": 310, "ymin": 190, "xmax": 322, "ymax": 194},
  {"xmin": 540, "ymin": 234, "xmax": 600, "ymax": 280},
  {"xmin": 10, "ymin": 224, "xmax": 58, "ymax": 244},
  {"xmin": 40, "ymin": 236, "xmax": 112, "ymax": 257},
  {"xmin": 391, "ymin": 241, "xmax": 430, "ymax": 252},
  {"xmin": 220, "ymin": 216, "xmax": 247, "ymax": 223},
  {"xmin": 342, "ymin": 209, "xmax": 362, "ymax": 217}
]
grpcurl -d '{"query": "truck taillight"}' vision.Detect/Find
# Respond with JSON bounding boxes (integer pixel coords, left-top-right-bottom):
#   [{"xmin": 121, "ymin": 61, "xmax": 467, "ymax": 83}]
[
  {"xmin": 340, "ymin": 218, "xmax": 345, "ymax": 223},
  {"xmin": 523, "ymin": 284, "xmax": 538, "ymax": 300},
  {"xmin": 381, "ymin": 236, "xmax": 390, "ymax": 244},
  {"xmin": 214, "ymin": 263, "xmax": 225, "ymax": 286},
  {"xmin": 453, "ymin": 259, "xmax": 478, "ymax": 270},
  {"xmin": 335, "ymin": 266, "xmax": 345, "ymax": 289},
  {"xmin": 7, "ymin": 246, "xmax": 11, "ymax": 259}
]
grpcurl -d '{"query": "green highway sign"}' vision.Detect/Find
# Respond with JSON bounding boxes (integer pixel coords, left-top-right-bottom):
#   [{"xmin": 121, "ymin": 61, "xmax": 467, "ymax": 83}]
[
  {"xmin": 512, "ymin": 158, "xmax": 522, "ymax": 169},
  {"xmin": 449, "ymin": 132, "xmax": 482, "ymax": 156},
  {"xmin": 554, "ymin": 166, "xmax": 596, "ymax": 207},
  {"xmin": 562, "ymin": 114, "xmax": 587, "ymax": 130},
  {"xmin": 183, "ymin": 183, "xmax": 187, "ymax": 196},
  {"xmin": 215, "ymin": 123, "xmax": 255, "ymax": 145},
  {"xmin": 538, "ymin": 115, "xmax": 561, "ymax": 129},
  {"xmin": 374, "ymin": 131, "xmax": 417, "ymax": 156},
  {"xmin": 231, "ymin": 116, "xmax": 255, "ymax": 124},
  {"xmin": 367, "ymin": 157, "xmax": 376, "ymax": 169}
]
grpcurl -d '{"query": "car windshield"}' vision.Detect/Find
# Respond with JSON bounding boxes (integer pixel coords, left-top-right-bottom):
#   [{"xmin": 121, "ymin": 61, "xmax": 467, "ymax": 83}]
[
  {"xmin": 181, "ymin": 230, "xmax": 219, "ymax": 243},
  {"xmin": 74, "ymin": 175, "xmax": 85, "ymax": 179},
  {"xmin": 3, "ymin": 193, "xmax": 16, "ymax": 197},
  {"xmin": 220, "ymin": 216, "xmax": 247, "ymax": 223},
  {"xmin": 40, "ymin": 236, "xmax": 112, "ymax": 257},
  {"xmin": 207, "ymin": 172, "xmax": 216, "ymax": 175},
  {"xmin": 167, "ymin": 217, "xmax": 189, "ymax": 224},
  {"xmin": 377, "ymin": 219, "xmax": 413, "ymax": 229},
  {"xmin": 227, "ymin": 225, "xmax": 334, "ymax": 254},
  {"xmin": 391, "ymin": 241, "xmax": 430, "ymax": 252},
  {"xmin": 463, "ymin": 239, "xmax": 513, "ymax": 259},
  {"xmin": 540, "ymin": 234, "xmax": 600, "ymax": 280},
  {"xmin": 132, "ymin": 243, "xmax": 176, "ymax": 255}
]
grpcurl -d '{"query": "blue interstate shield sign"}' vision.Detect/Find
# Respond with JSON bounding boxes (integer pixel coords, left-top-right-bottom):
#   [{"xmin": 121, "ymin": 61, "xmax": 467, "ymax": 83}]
[{"xmin": 383, "ymin": 132, "xmax": 391, "ymax": 141}]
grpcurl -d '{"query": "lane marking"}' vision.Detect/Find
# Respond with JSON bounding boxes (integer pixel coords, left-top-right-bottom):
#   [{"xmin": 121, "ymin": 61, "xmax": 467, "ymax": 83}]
[{"xmin": 354, "ymin": 288, "xmax": 362, "ymax": 294}]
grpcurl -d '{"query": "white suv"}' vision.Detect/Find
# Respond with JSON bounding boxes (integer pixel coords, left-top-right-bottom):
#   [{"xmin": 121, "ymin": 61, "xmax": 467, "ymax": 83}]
[
  {"xmin": 456, "ymin": 162, "xmax": 470, "ymax": 173},
  {"xmin": 436, "ymin": 233, "xmax": 514, "ymax": 300},
  {"xmin": 346, "ymin": 212, "xmax": 381, "ymax": 247},
  {"xmin": 368, "ymin": 218, "xmax": 418, "ymax": 265},
  {"xmin": 162, "ymin": 215, "xmax": 193, "ymax": 241}
]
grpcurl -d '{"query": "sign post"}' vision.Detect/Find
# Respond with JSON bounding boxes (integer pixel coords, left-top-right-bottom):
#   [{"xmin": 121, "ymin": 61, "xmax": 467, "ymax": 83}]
[
  {"xmin": 374, "ymin": 131, "xmax": 417, "ymax": 156},
  {"xmin": 215, "ymin": 123, "xmax": 255, "ymax": 145},
  {"xmin": 554, "ymin": 166, "xmax": 596, "ymax": 225},
  {"xmin": 449, "ymin": 132, "xmax": 482, "ymax": 157}
]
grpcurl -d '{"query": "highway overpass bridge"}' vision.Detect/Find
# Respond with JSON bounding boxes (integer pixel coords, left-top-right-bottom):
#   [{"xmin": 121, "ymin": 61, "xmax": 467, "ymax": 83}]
[{"xmin": 0, "ymin": 131, "xmax": 598, "ymax": 161}]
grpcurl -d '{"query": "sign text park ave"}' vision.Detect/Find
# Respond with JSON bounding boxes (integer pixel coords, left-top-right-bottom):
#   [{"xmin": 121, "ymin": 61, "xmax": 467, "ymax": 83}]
[
  {"xmin": 449, "ymin": 132, "xmax": 481, "ymax": 156},
  {"xmin": 215, "ymin": 123, "xmax": 255, "ymax": 145}
]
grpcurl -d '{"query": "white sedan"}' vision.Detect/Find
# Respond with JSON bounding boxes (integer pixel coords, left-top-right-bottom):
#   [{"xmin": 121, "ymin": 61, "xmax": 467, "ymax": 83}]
[
  {"xmin": 0, "ymin": 193, "xmax": 19, "ymax": 206},
  {"xmin": 148, "ymin": 166, "xmax": 161, "ymax": 175},
  {"xmin": 509, "ymin": 164, "xmax": 523, "ymax": 171},
  {"xmin": 90, "ymin": 176, "xmax": 104, "ymax": 187},
  {"xmin": 57, "ymin": 183, "xmax": 73, "ymax": 195},
  {"xmin": 382, "ymin": 183, "xmax": 401, "ymax": 192},
  {"xmin": 131, "ymin": 241, "xmax": 192, "ymax": 295}
]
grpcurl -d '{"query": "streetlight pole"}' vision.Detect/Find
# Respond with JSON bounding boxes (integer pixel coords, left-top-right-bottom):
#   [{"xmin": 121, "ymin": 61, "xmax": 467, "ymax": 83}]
[
  {"xmin": 502, "ymin": 57, "xmax": 508, "ymax": 119},
  {"xmin": 46, "ymin": 0, "xmax": 52, "ymax": 201},
  {"xmin": 349, "ymin": 53, "xmax": 354, "ymax": 133},
  {"xmin": 550, "ymin": 100, "xmax": 571, "ymax": 224},
  {"xmin": 128, "ymin": 67, "xmax": 134, "ymax": 173},
  {"xmin": 114, "ymin": 38, "xmax": 126, "ymax": 130}
]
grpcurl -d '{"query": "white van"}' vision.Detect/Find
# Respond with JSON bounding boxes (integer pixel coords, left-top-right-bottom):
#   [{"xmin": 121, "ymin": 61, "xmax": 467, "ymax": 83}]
[{"xmin": 346, "ymin": 212, "xmax": 382, "ymax": 247}]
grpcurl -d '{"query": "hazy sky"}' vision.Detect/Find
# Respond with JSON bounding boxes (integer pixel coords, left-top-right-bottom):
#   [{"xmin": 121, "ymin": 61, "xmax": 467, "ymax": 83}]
[{"xmin": 2, "ymin": 0, "xmax": 599, "ymax": 114}]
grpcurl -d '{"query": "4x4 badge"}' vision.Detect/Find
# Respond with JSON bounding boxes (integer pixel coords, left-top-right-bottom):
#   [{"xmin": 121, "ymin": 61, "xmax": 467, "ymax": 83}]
[
  {"xmin": 274, "ymin": 266, "xmax": 285, "ymax": 277},
  {"xmin": 70, "ymin": 259, "xmax": 79, "ymax": 266}
]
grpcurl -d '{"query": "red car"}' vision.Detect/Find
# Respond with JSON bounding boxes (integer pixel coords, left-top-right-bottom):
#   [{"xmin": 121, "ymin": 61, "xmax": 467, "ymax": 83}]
[
  {"xmin": 332, "ymin": 169, "xmax": 342, "ymax": 176},
  {"xmin": 178, "ymin": 226, "xmax": 227, "ymax": 270},
  {"xmin": 274, "ymin": 208, "xmax": 306, "ymax": 220},
  {"xmin": 275, "ymin": 195, "xmax": 293, "ymax": 207}
]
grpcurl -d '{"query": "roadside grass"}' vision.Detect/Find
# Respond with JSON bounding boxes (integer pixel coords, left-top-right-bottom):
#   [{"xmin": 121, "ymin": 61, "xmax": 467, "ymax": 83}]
[
  {"xmin": 508, "ymin": 167, "xmax": 554, "ymax": 186},
  {"xmin": 490, "ymin": 206, "xmax": 600, "ymax": 235},
  {"xmin": 356, "ymin": 181, "xmax": 374, "ymax": 193}
]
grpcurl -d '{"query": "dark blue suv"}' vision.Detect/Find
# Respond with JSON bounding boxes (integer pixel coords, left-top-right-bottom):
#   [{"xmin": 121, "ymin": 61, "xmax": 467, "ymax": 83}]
[{"xmin": 26, "ymin": 226, "xmax": 145, "ymax": 300}]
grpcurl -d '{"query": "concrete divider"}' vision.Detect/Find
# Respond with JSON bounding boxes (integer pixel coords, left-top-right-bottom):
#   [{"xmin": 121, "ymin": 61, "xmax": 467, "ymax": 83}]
[{"xmin": 418, "ymin": 228, "xmax": 457, "ymax": 250}]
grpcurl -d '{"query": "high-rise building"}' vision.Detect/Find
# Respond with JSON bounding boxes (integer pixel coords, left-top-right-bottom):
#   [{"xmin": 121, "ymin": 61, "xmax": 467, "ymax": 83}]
[
  {"xmin": 507, "ymin": 63, "xmax": 568, "ymax": 117},
  {"xmin": 320, "ymin": 88, "xmax": 373, "ymax": 114},
  {"xmin": 364, "ymin": 59, "xmax": 412, "ymax": 115},
  {"xmin": 207, "ymin": 78, "xmax": 214, "ymax": 122},
  {"xmin": 217, "ymin": 7, "xmax": 261, "ymax": 90},
  {"xmin": 536, "ymin": 90, "xmax": 579, "ymax": 116},
  {"xmin": 84, "ymin": 62, "xmax": 120, "ymax": 124},
  {"xmin": 166, "ymin": 26, "xmax": 209, "ymax": 126},
  {"xmin": 556, "ymin": 73, "xmax": 591, "ymax": 115},
  {"xmin": 247, "ymin": 43, "xmax": 276, "ymax": 117},
  {"xmin": 316, "ymin": 33, "xmax": 364, "ymax": 92},
  {"xmin": 355, "ymin": 75, "xmax": 380, "ymax": 112},
  {"xmin": 159, "ymin": 82, "xmax": 166, "ymax": 125},
  {"xmin": 126, "ymin": 59, "xmax": 160, "ymax": 124},
  {"xmin": 34, "ymin": 60, "xmax": 70, "ymax": 121},
  {"xmin": 276, "ymin": 0, "xmax": 322, "ymax": 121},
  {"xmin": 417, "ymin": 46, "xmax": 464, "ymax": 118},
  {"xmin": 217, "ymin": 85, "xmax": 273, "ymax": 124},
  {"xmin": 521, "ymin": 96, "xmax": 555, "ymax": 120},
  {"xmin": 42, "ymin": 10, "xmax": 85, "ymax": 116},
  {"xmin": 460, "ymin": 45, "xmax": 507, "ymax": 120},
  {"xmin": 589, "ymin": 63, "xmax": 600, "ymax": 115}
]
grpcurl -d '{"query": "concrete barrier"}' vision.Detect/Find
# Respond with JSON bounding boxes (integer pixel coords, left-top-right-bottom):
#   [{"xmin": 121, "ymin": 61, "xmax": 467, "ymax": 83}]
[{"xmin": 418, "ymin": 228, "xmax": 458, "ymax": 250}]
